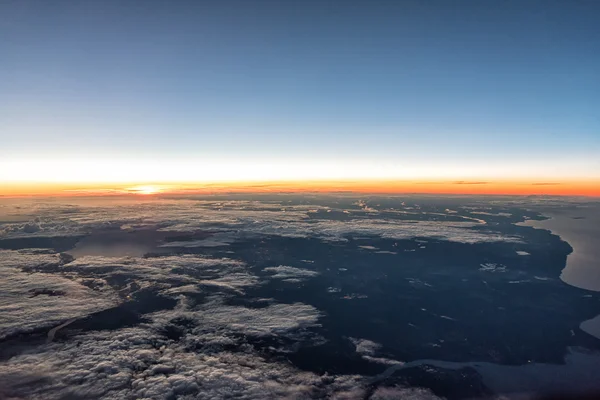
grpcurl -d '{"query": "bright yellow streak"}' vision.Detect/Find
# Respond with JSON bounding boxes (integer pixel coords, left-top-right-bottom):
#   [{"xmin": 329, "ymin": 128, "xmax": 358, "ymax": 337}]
[{"xmin": 126, "ymin": 185, "xmax": 162, "ymax": 195}]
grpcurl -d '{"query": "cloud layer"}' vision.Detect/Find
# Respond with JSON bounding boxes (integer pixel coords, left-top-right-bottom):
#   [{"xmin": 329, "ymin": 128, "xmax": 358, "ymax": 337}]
[
  {"xmin": 0, "ymin": 249, "xmax": 117, "ymax": 339},
  {"xmin": 1, "ymin": 195, "xmax": 594, "ymax": 399},
  {"xmin": 0, "ymin": 197, "xmax": 522, "ymax": 244}
]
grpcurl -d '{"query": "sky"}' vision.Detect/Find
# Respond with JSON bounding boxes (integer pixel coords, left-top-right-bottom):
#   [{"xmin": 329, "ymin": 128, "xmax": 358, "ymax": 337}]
[{"xmin": 1, "ymin": 0, "xmax": 599, "ymax": 195}]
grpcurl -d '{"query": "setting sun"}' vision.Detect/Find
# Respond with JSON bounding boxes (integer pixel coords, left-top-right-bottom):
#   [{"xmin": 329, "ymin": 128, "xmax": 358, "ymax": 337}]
[{"xmin": 127, "ymin": 185, "xmax": 162, "ymax": 195}]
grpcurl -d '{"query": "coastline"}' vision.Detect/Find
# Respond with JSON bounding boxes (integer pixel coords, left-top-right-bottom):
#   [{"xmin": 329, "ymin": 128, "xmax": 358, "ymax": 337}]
[{"xmin": 517, "ymin": 207, "xmax": 600, "ymax": 339}]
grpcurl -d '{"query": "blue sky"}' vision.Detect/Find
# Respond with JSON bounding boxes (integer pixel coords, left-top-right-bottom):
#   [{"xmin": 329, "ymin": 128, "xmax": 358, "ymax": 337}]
[{"xmin": 1, "ymin": 0, "xmax": 599, "ymax": 182}]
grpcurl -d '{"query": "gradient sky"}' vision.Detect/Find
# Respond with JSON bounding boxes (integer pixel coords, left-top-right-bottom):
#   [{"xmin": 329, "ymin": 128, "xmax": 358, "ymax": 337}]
[{"xmin": 1, "ymin": 0, "xmax": 599, "ymax": 187}]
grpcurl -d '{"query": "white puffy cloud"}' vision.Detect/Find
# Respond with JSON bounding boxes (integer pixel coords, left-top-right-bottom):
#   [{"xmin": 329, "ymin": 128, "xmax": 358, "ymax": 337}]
[
  {"xmin": 349, "ymin": 338, "xmax": 403, "ymax": 366},
  {"xmin": 479, "ymin": 263, "xmax": 507, "ymax": 273},
  {"xmin": 0, "ymin": 315, "xmax": 364, "ymax": 400},
  {"xmin": 61, "ymin": 254, "xmax": 251, "ymax": 292},
  {"xmin": 263, "ymin": 265, "xmax": 319, "ymax": 281},
  {"xmin": 0, "ymin": 250, "xmax": 118, "ymax": 339},
  {"xmin": 193, "ymin": 301, "xmax": 321, "ymax": 336}
]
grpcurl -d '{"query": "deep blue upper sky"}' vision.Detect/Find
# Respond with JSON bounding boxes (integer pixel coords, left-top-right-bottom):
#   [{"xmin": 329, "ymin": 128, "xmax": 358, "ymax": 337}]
[{"xmin": 1, "ymin": 0, "xmax": 599, "ymax": 182}]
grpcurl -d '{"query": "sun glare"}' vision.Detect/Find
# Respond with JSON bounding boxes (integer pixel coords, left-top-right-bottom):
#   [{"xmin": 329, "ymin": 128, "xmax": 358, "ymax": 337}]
[{"xmin": 127, "ymin": 185, "xmax": 162, "ymax": 195}]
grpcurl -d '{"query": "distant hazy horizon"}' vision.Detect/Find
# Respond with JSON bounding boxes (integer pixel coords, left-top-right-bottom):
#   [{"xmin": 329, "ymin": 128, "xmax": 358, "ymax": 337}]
[{"xmin": 1, "ymin": 179, "xmax": 600, "ymax": 197}]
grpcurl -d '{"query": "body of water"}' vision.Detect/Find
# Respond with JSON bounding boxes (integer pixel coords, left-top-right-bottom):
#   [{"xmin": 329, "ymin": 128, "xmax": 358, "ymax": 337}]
[{"xmin": 519, "ymin": 204, "xmax": 600, "ymax": 339}]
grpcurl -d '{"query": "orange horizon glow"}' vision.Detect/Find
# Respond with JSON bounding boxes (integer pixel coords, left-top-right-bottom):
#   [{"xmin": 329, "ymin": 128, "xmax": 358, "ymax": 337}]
[{"xmin": 1, "ymin": 179, "xmax": 599, "ymax": 198}]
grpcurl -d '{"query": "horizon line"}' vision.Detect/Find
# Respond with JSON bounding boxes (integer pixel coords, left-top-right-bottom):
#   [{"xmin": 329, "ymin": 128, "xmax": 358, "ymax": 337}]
[{"xmin": 1, "ymin": 179, "xmax": 599, "ymax": 198}]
